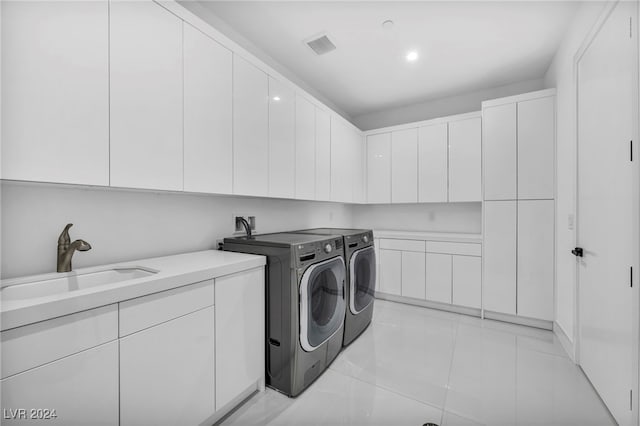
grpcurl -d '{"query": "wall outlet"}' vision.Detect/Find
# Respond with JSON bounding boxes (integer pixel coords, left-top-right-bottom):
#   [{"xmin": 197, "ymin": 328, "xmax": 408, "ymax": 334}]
[{"xmin": 233, "ymin": 214, "xmax": 257, "ymax": 234}]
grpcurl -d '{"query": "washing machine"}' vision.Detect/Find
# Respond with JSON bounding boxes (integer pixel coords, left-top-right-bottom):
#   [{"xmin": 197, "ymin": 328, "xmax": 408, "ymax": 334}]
[
  {"xmin": 293, "ymin": 228, "xmax": 376, "ymax": 346},
  {"xmin": 223, "ymin": 232, "xmax": 346, "ymax": 397}
]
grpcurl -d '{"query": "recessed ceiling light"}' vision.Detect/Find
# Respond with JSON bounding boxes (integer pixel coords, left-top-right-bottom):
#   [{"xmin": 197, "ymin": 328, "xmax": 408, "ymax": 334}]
[
  {"xmin": 406, "ymin": 51, "xmax": 418, "ymax": 62},
  {"xmin": 273, "ymin": 96, "xmax": 281, "ymax": 101},
  {"xmin": 382, "ymin": 20, "xmax": 394, "ymax": 29}
]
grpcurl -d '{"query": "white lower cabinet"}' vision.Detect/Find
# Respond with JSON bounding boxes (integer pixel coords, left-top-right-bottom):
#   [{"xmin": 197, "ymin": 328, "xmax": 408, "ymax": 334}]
[
  {"xmin": 378, "ymin": 249, "xmax": 402, "ymax": 295},
  {"xmin": 453, "ymin": 256, "xmax": 482, "ymax": 309},
  {"xmin": 1, "ymin": 342, "xmax": 119, "ymax": 426},
  {"xmin": 377, "ymin": 236, "xmax": 482, "ymax": 313},
  {"xmin": 119, "ymin": 307, "xmax": 215, "ymax": 426},
  {"xmin": 215, "ymin": 268, "xmax": 265, "ymax": 409},
  {"xmin": 426, "ymin": 253, "xmax": 452, "ymax": 304},
  {"xmin": 483, "ymin": 201, "xmax": 517, "ymax": 315},
  {"xmin": 401, "ymin": 251, "xmax": 426, "ymax": 299},
  {"xmin": 0, "ymin": 265, "xmax": 265, "ymax": 426},
  {"xmin": 517, "ymin": 200, "xmax": 554, "ymax": 321}
]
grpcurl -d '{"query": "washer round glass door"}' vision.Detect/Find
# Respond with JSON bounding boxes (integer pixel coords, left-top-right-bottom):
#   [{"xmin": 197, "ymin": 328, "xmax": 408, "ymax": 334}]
[
  {"xmin": 299, "ymin": 256, "xmax": 346, "ymax": 352},
  {"xmin": 349, "ymin": 246, "xmax": 376, "ymax": 314}
]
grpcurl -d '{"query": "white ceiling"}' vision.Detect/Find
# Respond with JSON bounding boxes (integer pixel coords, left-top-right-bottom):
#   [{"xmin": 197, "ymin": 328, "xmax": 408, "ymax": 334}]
[{"xmin": 194, "ymin": 1, "xmax": 580, "ymax": 119}]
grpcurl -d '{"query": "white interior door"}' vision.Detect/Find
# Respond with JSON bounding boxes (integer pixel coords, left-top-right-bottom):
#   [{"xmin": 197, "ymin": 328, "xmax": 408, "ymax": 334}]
[{"xmin": 577, "ymin": 2, "xmax": 637, "ymax": 424}]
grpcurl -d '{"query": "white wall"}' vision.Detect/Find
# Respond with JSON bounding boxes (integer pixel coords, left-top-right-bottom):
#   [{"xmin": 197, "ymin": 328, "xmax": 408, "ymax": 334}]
[
  {"xmin": 0, "ymin": 181, "xmax": 353, "ymax": 279},
  {"xmin": 543, "ymin": 1, "xmax": 607, "ymax": 346},
  {"xmin": 353, "ymin": 79, "xmax": 545, "ymax": 131},
  {"xmin": 352, "ymin": 202, "xmax": 481, "ymax": 234}
]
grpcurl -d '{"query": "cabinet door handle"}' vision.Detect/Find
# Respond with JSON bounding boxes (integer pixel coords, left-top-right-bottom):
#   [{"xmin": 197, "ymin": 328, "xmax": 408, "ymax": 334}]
[{"xmin": 571, "ymin": 247, "xmax": 584, "ymax": 257}]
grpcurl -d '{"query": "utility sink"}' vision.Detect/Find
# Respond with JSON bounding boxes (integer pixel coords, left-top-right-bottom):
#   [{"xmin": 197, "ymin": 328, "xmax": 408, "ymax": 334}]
[{"xmin": 1, "ymin": 268, "xmax": 157, "ymax": 302}]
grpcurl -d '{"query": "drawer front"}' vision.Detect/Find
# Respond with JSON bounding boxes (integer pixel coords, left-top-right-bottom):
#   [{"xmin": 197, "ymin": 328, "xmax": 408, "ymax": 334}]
[
  {"xmin": 1, "ymin": 304, "xmax": 118, "ymax": 379},
  {"xmin": 426, "ymin": 241, "xmax": 481, "ymax": 256},
  {"xmin": 119, "ymin": 279, "xmax": 214, "ymax": 337},
  {"xmin": 379, "ymin": 239, "xmax": 425, "ymax": 252}
]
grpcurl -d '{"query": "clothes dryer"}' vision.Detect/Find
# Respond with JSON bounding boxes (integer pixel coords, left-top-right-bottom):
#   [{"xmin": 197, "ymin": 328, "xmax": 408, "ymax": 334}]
[
  {"xmin": 293, "ymin": 228, "xmax": 375, "ymax": 346},
  {"xmin": 223, "ymin": 232, "xmax": 346, "ymax": 397}
]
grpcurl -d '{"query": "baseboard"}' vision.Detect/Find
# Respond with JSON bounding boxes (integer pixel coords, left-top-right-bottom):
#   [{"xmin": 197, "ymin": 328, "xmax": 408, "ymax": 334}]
[
  {"xmin": 483, "ymin": 310, "xmax": 553, "ymax": 330},
  {"xmin": 210, "ymin": 380, "xmax": 262, "ymax": 425},
  {"xmin": 375, "ymin": 292, "xmax": 482, "ymax": 318},
  {"xmin": 553, "ymin": 321, "xmax": 576, "ymax": 361}
]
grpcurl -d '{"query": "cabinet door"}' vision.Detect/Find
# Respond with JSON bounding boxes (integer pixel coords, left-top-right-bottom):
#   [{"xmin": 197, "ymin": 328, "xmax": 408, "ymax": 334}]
[
  {"xmin": 401, "ymin": 251, "xmax": 426, "ymax": 299},
  {"xmin": 517, "ymin": 96, "xmax": 555, "ymax": 200},
  {"xmin": 330, "ymin": 118, "xmax": 352, "ymax": 202},
  {"xmin": 379, "ymin": 249, "xmax": 402, "ymax": 295},
  {"xmin": 452, "ymin": 256, "xmax": 482, "ymax": 308},
  {"xmin": 483, "ymin": 103, "xmax": 517, "ymax": 200},
  {"xmin": 374, "ymin": 238, "xmax": 381, "ymax": 292},
  {"xmin": 517, "ymin": 200, "xmax": 554, "ymax": 320},
  {"xmin": 110, "ymin": 0, "xmax": 183, "ymax": 191},
  {"xmin": 120, "ymin": 307, "xmax": 215, "ymax": 426},
  {"xmin": 391, "ymin": 128, "xmax": 418, "ymax": 203},
  {"xmin": 295, "ymin": 95, "xmax": 316, "ymax": 200},
  {"xmin": 268, "ymin": 77, "xmax": 295, "ymax": 198},
  {"xmin": 449, "ymin": 117, "xmax": 482, "ymax": 202},
  {"xmin": 418, "ymin": 123, "xmax": 448, "ymax": 203},
  {"xmin": 215, "ymin": 268, "xmax": 264, "ymax": 409},
  {"xmin": 2, "ymin": 1, "xmax": 109, "ymax": 186},
  {"xmin": 367, "ymin": 133, "xmax": 392, "ymax": 203},
  {"xmin": 1, "ymin": 342, "xmax": 118, "ymax": 426},
  {"xmin": 184, "ymin": 23, "xmax": 232, "ymax": 194},
  {"xmin": 426, "ymin": 253, "xmax": 452, "ymax": 304},
  {"xmin": 483, "ymin": 200, "xmax": 517, "ymax": 314},
  {"xmin": 233, "ymin": 55, "xmax": 269, "ymax": 196},
  {"xmin": 315, "ymin": 109, "xmax": 331, "ymax": 201},
  {"xmin": 351, "ymin": 130, "xmax": 366, "ymax": 204}
]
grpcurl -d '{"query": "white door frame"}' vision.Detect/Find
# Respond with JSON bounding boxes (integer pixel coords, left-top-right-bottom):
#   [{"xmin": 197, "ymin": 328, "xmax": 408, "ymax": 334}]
[{"xmin": 572, "ymin": 0, "xmax": 639, "ymax": 423}]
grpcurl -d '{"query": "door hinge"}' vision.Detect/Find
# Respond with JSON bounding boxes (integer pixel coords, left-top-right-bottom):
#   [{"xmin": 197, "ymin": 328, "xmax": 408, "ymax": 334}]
[
  {"xmin": 631, "ymin": 266, "xmax": 634, "ymax": 288},
  {"xmin": 630, "ymin": 389, "xmax": 633, "ymax": 411},
  {"xmin": 631, "ymin": 140, "xmax": 633, "ymax": 161}
]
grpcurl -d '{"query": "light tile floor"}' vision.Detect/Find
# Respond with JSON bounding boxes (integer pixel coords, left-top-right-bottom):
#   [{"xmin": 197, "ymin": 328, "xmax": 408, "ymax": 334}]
[{"xmin": 221, "ymin": 300, "xmax": 615, "ymax": 426}]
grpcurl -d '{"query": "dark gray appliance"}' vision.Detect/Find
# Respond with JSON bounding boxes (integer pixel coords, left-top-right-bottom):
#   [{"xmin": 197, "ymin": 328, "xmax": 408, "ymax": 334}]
[
  {"xmin": 223, "ymin": 232, "xmax": 346, "ymax": 397},
  {"xmin": 293, "ymin": 228, "xmax": 375, "ymax": 346}
]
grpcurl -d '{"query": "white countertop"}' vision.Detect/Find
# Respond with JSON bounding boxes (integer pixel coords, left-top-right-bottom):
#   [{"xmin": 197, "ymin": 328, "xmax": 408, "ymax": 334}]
[
  {"xmin": 373, "ymin": 229, "xmax": 482, "ymax": 243},
  {"xmin": 1, "ymin": 250, "xmax": 266, "ymax": 331}
]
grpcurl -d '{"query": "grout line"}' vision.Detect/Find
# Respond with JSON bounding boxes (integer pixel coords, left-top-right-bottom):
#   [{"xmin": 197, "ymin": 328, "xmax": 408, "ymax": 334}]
[
  {"xmin": 327, "ymin": 366, "xmax": 447, "ymax": 414},
  {"xmin": 440, "ymin": 312, "xmax": 460, "ymax": 426}
]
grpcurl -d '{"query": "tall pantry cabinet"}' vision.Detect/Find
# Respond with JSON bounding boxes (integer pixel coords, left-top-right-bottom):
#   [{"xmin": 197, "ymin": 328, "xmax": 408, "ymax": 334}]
[{"xmin": 482, "ymin": 89, "xmax": 556, "ymax": 322}]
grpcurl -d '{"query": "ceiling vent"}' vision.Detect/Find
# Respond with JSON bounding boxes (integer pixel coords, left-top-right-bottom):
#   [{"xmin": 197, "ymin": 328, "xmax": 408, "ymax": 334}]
[{"xmin": 306, "ymin": 34, "xmax": 336, "ymax": 56}]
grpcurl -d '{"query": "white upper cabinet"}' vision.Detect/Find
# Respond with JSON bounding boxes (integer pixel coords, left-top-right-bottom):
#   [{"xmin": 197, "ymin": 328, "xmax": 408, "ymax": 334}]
[
  {"xmin": 483, "ymin": 103, "xmax": 517, "ymax": 200},
  {"xmin": 330, "ymin": 118, "xmax": 352, "ymax": 203},
  {"xmin": 449, "ymin": 117, "xmax": 482, "ymax": 202},
  {"xmin": 183, "ymin": 23, "xmax": 232, "ymax": 194},
  {"xmin": 391, "ymin": 129, "xmax": 418, "ymax": 203},
  {"xmin": 2, "ymin": 1, "xmax": 109, "ymax": 185},
  {"xmin": 295, "ymin": 96, "xmax": 316, "ymax": 200},
  {"xmin": 418, "ymin": 123, "xmax": 448, "ymax": 203},
  {"xmin": 233, "ymin": 55, "xmax": 269, "ymax": 196},
  {"xmin": 517, "ymin": 96, "xmax": 555, "ymax": 199},
  {"xmin": 517, "ymin": 200, "xmax": 555, "ymax": 321},
  {"xmin": 110, "ymin": 0, "xmax": 183, "ymax": 191},
  {"xmin": 366, "ymin": 133, "xmax": 392, "ymax": 203},
  {"xmin": 352, "ymin": 131, "xmax": 366, "ymax": 204},
  {"xmin": 268, "ymin": 77, "xmax": 295, "ymax": 199},
  {"xmin": 315, "ymin": 109, "xmax": 331, "ymax": 201}
]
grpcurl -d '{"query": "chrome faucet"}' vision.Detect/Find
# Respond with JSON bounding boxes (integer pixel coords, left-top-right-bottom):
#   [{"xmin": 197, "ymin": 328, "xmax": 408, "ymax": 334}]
[{"xmin": 57, "ymin": 223, "xmax": 91, "ymax": 272}]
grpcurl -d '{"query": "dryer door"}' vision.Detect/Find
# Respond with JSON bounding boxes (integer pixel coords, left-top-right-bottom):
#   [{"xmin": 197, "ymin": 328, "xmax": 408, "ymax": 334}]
[
  {"xmin": 299, "ymin": 256, "xmax": 346, "ymax": 352},
  {"xmin": 349, "ymin": 246, "xmax": 376, "ymax": 314}
]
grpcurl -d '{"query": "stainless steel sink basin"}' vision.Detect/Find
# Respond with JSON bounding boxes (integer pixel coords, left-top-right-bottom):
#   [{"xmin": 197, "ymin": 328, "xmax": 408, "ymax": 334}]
[{"xmin": 1, "ymin": 268, "xmax": 157, "ymax": 302}]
